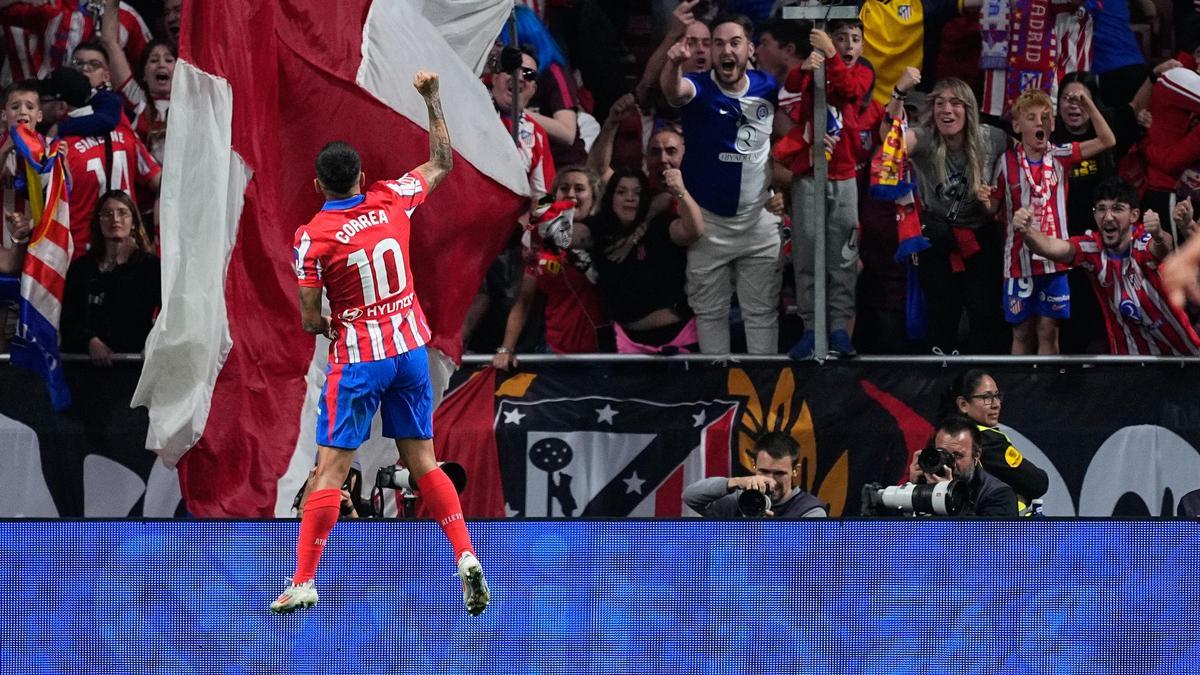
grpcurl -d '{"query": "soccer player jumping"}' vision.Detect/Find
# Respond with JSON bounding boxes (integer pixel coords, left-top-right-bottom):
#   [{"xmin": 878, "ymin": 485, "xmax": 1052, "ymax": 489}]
[{"xmin": 272, "ymin": 71, "xmax": 489, "ymax": 616}]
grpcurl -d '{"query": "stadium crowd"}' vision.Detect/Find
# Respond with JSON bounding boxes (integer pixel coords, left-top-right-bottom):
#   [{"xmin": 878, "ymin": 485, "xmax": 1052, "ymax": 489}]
[
  {"xmin": 2, "ymin": 0, "xmax": 1200, "ymax": 365},
  {"xmin": 467, "ymin": 0, "xmax": 1200, "ymax": 362},
  {"xmin": 0, "ymin": 0, "xmax": 173, "ymax": 364}
]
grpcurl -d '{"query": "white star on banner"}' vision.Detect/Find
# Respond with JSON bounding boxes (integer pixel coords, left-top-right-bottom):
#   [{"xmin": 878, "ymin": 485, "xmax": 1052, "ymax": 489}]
[
  {"xmin": 624, "ymin": 471, "xmax": 646, "ymax": 494},
  {"xmin": 692, "ymin": 411, "xmax": 706, "ymax": 427},
  {"xmin": 503, "ymin": 409, "xmax": 526, "ymax": 425},
  {"xmin": 596, "ymin": 404, "xmax": 618, "ymax": 425}
]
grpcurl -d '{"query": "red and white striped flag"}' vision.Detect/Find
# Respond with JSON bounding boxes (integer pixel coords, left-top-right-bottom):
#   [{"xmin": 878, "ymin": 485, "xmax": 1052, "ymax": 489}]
[
  {"xmin": 1, "ymin": 125, "xmax": 72, "ymax": 411},
  {"xmin": 131, "ymin": 0, "xmax": 530, "ymax": 516}
]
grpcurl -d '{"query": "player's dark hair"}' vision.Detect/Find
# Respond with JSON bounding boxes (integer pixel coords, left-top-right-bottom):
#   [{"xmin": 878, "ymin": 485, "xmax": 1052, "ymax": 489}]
[
  {"xmin": 711, "ymin": 13, "xmax": 754, "ymax": 40},
  {"xmin": 758, "ymin": 18, "xmax": 813, "ymax": 58},
  {"xmin": 3, "ymin": 79, "xmax": 41, "ymax": 106},
  {"xmin": 1092, "ymin": 176, "xmax": 1138, "ymax": 209},
  {"xmin": 315, "ymin": 141, "xmax": 361, "ymax": 195},
  {"xmin": 933, "ymin": 416, "xmax": 983, "ymax": 457},
  {"xmin": 73, "ymin": 38, "xmax": 110, "ymax": 64},
  {"xmin": 754, "ymin": 431, "xmax": 801, "ymax": 467}
]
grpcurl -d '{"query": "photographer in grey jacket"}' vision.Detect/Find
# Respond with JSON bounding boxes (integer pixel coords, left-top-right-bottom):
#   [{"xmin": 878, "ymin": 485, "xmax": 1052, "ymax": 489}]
[{"xmin": 683, "ymin": 432, "xmax": 827, "ymax": 518}]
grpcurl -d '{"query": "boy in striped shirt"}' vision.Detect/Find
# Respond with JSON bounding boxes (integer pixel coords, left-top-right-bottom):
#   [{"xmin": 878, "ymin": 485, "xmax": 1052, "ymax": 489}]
[
  {"xmin": 1014, "ymin": 177, "xmax": 1200, "ymax": 355},
  {"xmin": 983, "ymin": 88, "xmax": 1114, "ymax": 354}
]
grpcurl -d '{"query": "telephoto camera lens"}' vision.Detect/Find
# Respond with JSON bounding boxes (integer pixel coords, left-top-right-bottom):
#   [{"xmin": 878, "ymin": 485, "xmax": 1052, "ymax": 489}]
[{"xmin": 737, "ymin": 488, "xmax": 772, "ymax": 517}]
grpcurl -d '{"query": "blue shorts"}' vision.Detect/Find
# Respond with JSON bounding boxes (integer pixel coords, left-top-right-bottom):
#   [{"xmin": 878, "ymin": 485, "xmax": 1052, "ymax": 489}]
[
  {"xmin": 316, "ymin": 347, "xmax": 433, "ymax": 449},
  {"xmin": 1003, "ymin": 272, "xmax": 1071, "ymax": 324}
]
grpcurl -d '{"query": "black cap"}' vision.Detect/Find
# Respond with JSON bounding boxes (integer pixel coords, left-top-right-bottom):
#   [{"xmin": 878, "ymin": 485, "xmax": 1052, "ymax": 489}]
[{"xmin": 43, "ymin": 68, "xmax": 91, "ymax": 108}]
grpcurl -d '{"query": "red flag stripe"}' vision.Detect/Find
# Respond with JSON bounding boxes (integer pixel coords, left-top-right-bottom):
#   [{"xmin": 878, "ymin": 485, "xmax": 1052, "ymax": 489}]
[
  {"xmin": 705, "ymin": 407, "xmax": 736, "ymax": 478},
  {"xmin": 654, "ymin": 465, "xmax": 685, "ymax": 517},
  {"xmin": 23, "ymin": 255, "xmax": 66, "ymax": 298}
]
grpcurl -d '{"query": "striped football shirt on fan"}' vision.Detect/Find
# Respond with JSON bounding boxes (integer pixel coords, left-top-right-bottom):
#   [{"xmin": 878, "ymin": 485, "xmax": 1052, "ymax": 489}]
[
  {"xmin": 996, "ymin": 142, "xmax": 1081, "ymax": 278},
  {"xmin": 1070, "ymin": 231, "xmax": 1200, "ymax": 355}
]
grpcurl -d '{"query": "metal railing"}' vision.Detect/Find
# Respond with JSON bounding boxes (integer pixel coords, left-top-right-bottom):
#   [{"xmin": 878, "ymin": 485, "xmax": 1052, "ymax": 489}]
[{"xmin": 4, "ymin": 352, "xmax": 1198, "ymax": 366}]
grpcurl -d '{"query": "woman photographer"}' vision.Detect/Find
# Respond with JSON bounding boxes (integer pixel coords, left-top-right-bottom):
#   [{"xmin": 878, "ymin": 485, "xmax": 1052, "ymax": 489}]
[{"xmin": 939, "ymin": 369, "xmax": 1049, "ymax": 503}]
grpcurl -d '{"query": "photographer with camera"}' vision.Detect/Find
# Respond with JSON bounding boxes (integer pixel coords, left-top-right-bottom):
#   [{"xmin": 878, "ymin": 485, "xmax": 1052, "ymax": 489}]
[
  {"xmin": 908, "ymin": 416, "xmax": 1018, "ymax": 517},
  {"xmin": 683, "ymin": 432, "xmax": 826, "ymax": 518},
  {"xmin": 941, "ymin": 369, "xmax": 1049, "ymax": 504},
  {"xmin": 292, "ymin": 463, "xmax": 366, "ymax": 519}
]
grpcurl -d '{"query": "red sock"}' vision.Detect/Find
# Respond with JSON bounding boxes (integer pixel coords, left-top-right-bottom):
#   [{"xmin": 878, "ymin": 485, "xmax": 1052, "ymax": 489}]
[
  {"xmin": 417, "ymin": 468, "xmax": 475, "ymax": 561},
  {"xmin": 292, "ymin": 488, "xmax": 342, "ymax": 584}
]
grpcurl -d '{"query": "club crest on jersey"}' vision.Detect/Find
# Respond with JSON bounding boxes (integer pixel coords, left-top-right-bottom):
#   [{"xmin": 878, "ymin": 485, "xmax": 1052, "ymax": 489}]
[
  {"xmin": 294, "ymin": 233, "xmax": 313, "ymax": 280},
  {"xmin": 341, "ymin": 308, "xmax": 363, "ymax": 321},
  {"xmin": 898, "ymin": 4, "xmax": 911, "ymax": 19},
  {"xmin": 1119, "ymin": 299, "xmax": 1142, "ymax": 322}
]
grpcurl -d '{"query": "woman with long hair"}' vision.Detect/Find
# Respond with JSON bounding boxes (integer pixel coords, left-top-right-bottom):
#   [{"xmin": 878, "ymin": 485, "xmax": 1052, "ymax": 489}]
[
  {"xmin": 60, "ymin": 190, "xmax": 161, "ymax": 366},
  {"xmin": 939, "ymin": 368, "xmax": 1049, "ymax": 503},
  {"xmin": 888, "ymin": 71, "xmax": 1011, "ymax": 354},
  {"xmin": 100, "ymin": 0, "xmax": 175, "ymax": 163},
  {"xmin": 581, "ymin": 166, "xmax": 703, "ymax": 354},
  {"xmin": 492, "ymin": 166, "xmax": 607, "ymax": 369}
]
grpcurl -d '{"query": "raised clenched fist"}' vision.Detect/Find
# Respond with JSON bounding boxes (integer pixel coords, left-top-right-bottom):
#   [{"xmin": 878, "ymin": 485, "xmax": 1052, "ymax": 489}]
[
  {"xmin": 413, "ymin": 70, "xmax": 439, "ymax": 98},
  {"xmin": 897, "ymin": 67, "xmax": 921, "ymax": 93},
  {"xmin": 1143, "ymin": 209, "xmax": 1162, "ymax": 239},
  {"xmin": 1013, "ymin": 206, "xmax": 1034, "ymax": 232}
]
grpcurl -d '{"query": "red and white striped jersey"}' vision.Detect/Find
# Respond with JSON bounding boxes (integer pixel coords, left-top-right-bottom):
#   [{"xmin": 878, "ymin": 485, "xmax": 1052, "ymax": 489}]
[
  {"xmin": 0, "ymin": 1, "xmax": 151, "ymax": 79},
  {"xmin": 1070, "ymin": 231, "xmax": 1200, "ymax": 355},
  {"xmin": 996, "ymin": 142, "xmax": 1081, "ymax": 278},
  {"xmin": 2, "ymin": 25, "xmax": 42, "ymax": 83},
  {"xmin": 63, "ymin": 120, "xmax": 161, "ymax": 259},
  {"xmin": 294, "ymin": 173, "xmax": 433, "ymax": 364},
  {"xmin": 501, "ymin": 112, "xmax": 555, "ymax": 203}
]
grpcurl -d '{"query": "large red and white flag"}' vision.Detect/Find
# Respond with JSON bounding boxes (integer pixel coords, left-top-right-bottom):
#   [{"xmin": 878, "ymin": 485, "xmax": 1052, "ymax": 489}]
[{"xmin": 132, "ymin": 1, "xmax": 529, "ymax": 516}]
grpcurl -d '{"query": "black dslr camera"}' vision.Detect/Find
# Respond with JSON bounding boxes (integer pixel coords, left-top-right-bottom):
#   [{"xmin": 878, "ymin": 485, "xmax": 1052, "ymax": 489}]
[
  {"xmin": 290, "ymin": 467, "xmax": 364, "ymax": 518},
  {"xmin": 370, "ymin": 462, "xmax": 468, "ymax": 518},
  {"xmin": 917, "ymin": 445, "xmax": 956, "ymax": 479},
  {"xmin": 737, "ymin": 488, "xmax": 772, "ymax": 518}
]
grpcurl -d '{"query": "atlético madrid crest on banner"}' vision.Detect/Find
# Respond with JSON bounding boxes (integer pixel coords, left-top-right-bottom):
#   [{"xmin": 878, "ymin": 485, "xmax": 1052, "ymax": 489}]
[{"xmin": 495, "ymin": 397, "xmax": 737, "ymax": 517}]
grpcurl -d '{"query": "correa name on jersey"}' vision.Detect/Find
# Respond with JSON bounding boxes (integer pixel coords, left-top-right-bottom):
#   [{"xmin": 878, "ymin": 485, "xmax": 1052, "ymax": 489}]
[{"xmin": 333, "ymin": 208, "xmax": 389, "ymax": 244}]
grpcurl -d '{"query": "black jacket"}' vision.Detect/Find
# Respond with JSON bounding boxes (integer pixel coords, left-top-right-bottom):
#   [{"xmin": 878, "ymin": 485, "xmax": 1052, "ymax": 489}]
[
  {"xmin": 60, "ymin": 250, "xmax": 161, "ymax": 354},
  {"xmin": 965, "ymin": 465, "xmax": 1019, "ymax": 517},
  {"xmin": 978, "ymin": 426, "xmax": 1049, "ymax": 501}
]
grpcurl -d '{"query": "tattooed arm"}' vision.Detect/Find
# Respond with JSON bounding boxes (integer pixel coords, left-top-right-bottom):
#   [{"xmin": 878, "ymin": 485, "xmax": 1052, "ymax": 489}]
[{"xmin": 412, "ymin": 70, "xmax": 452, "ymax": 192}]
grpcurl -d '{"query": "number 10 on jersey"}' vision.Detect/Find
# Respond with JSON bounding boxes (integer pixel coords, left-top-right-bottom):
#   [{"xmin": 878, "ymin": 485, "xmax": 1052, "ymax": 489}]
[{"xmin": 347, "ymin": 238, "xmax": 407, "ymax": 305}]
